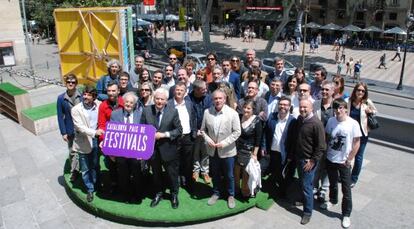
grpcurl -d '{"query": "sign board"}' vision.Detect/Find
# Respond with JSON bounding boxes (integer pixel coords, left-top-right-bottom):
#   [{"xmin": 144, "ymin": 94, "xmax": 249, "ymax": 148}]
[
  {"xmin": 101, "ymin": 122, "xmax": 156, "ymax": 159},
  {"xmin": 179, "ymin": 7, "xmax": 186, "ymax": 29},
  {"xmin": 143, "ymin": 0, "xmax": 155, "ymax": 6},
  {"xmin": 0, "ymin": 42, "xmax": 16, "ymax": 67}
]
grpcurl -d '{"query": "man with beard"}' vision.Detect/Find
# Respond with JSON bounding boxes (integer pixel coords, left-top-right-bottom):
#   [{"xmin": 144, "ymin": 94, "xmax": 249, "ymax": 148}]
[
  {"xmin": 237, "ymin": 81, "xmax": 268, "ymax": 121},
  {"xmin": 98, "ymin": 81, "xmax": 124, "ymax": 193}
]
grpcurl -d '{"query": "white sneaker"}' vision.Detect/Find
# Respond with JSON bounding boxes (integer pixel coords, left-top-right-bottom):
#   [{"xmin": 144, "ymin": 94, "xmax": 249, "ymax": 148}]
[
  {"xmin": 342, "ymin": 216, "xmax": 351, "ymax": 228},
  {"xmin": 320, "ymin": 201, "xmax": 337, "ymax": 210}
]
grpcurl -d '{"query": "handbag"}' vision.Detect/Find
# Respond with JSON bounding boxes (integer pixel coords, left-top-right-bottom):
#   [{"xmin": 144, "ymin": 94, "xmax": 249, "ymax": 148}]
[{"xmin": 367, "ymin": 113, "xmax": 379, "ymax": 129}]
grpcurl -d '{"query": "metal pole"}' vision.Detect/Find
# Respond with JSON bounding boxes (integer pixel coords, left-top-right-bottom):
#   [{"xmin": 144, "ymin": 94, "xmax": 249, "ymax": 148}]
[
  {"xmin": 21, "ymin": 0, "xmax": 36, "ymax": 88},
  {"xmin": 301, "ymin": 1, "xmax": 309, "ymax": 69},
  {"xmin": 397, "ymin": 29, "xmax": 408, "ymax": 90},
  {"xmin": 163, "ymin": 0, "xmax": 167, "ymax": 48}
]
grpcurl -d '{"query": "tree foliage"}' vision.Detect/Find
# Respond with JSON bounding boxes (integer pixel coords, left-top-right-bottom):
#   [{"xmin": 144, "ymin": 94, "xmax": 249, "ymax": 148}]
[{"xmin": 25, "ymin": 0, "xmax": 141, "ymax": 34}]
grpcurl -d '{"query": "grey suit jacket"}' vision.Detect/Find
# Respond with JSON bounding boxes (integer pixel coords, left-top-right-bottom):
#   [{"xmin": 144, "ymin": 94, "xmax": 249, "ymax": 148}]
[
  {"xmin": 110, "ymin": 107, "xmax": 143, "ymax": 124},
  {"xmin": 71, "ymin": 100, "xmax": 101, "ymax": 154},
  {"xmin": 201, "ymin": 104, "xmax": 241, "ymax": 158}
]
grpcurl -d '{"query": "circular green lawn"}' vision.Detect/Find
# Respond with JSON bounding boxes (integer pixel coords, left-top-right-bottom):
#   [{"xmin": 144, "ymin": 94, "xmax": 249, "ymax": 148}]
[{"xmin": 63, "ymin": 159, "xmax": 275, "ymax": 226}]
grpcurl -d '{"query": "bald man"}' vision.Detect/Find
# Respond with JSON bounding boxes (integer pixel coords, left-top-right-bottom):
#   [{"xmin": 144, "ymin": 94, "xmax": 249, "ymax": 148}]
[{"xmin": 286, "ymin": 99, "xmax": 326, "ymax": 225}]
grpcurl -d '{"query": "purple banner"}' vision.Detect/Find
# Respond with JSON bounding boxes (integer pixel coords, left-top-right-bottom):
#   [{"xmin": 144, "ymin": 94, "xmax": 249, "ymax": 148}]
[{"xmin": 101, "ymin": 122, "xmax": 156, "ymax": 159}]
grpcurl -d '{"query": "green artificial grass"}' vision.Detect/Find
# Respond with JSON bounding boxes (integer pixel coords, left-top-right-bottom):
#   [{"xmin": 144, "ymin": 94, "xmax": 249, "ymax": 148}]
[
  {"xmin": 63, "ymin": 158, "xmax": 275, "ymax": 226},
  {"xmin": 0, "ymin": 82, "xmax": 28, "ymax": 96},
  {"xmin": 22, "ymin": 103, "xmax": 57, "ymax": 121}
]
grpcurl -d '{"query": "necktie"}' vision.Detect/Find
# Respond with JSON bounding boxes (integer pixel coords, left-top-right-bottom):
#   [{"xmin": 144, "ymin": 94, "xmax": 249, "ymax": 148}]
[
  {"xmin": 126, "ymin": 113, "xmax": 131, "ymax": 124},
  {"xmin": 156, "ymin": 111, "xmax": 161, "ymax": 128}
]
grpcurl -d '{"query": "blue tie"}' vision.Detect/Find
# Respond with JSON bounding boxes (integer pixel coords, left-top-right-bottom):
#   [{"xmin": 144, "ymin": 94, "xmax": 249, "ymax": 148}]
[{"xmin": 156, "ymin": 111, "xmax": 161, "ymax": 128}]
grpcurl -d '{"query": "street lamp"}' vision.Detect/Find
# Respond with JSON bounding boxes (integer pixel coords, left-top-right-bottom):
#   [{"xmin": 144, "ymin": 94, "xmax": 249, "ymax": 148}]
[{"xmin": 396, "ymin": 12, "xmax": 414, "ymax": 90}]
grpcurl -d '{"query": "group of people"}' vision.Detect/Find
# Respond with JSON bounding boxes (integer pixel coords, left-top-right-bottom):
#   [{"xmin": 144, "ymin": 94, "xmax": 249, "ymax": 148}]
[{"xmin": 57, "ymin": 48, "xmax": 378, "ymax": 228}]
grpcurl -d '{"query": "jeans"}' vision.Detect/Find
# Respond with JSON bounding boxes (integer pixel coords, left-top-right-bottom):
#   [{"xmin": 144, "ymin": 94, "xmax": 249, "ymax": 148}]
[
  {"xmin": 351, "ymin": 135, "xmax": 368, "ymax": 183},
  {"xmin": 326, "ymin": 159, "xmax": 353, "ymax": 217},
  {"xmin": 298, "ymin": 159, "xmax": 318, "ymax": 215},
  {"xmin": 78, "ymin": 138, "xmax": 98, "ymax": 193},
  {"xmin": 210, "ymin": 151, "xmax": 235, "ymax": 197}
]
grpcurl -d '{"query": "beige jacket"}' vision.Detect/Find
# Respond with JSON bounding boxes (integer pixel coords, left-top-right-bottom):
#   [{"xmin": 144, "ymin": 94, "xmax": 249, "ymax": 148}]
[
  {"xmin": 347, "ymin": 98, "xmax": 377, "ymax": 136},
  {"xmin": 201, "ymin": 105, "xmax": 241, "ymax": 158},
  {"xmin": 71, "ymin": 100, "xmax": 101, "ymax": 154}
]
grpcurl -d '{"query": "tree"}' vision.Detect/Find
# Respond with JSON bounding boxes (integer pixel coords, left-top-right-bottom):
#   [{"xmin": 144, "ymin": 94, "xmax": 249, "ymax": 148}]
[
  {"xmin": 264, "ymin": 0, "xmax": 295, "ymax": 55},
  {"xmin": 196, "ymin": 0, "xmax": 213, "ymax": 51}
]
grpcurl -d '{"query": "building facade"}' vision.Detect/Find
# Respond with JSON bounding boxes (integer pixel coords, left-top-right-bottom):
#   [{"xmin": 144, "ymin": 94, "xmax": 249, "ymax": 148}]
[{"xmin": 0, "ymin": 0, "xmax": 27, "ymax": 66}]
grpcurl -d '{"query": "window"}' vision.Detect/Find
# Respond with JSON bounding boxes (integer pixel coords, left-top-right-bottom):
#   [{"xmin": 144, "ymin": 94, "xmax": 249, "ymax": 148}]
[
  {"xmin": 389, "ymin": 12, "xmax": 397, "ymax": 20},
  {"xmin": 337, "ymin": 10, "xmax": 345, "ymax": 19},
  {"xmin": 375, "ymin": 12, "xmax": 383, "ymax": 21},
  {"xmin": 356, "ymin": 12, "xmax": 364, "ymax": 21},
  {"xmin": 319, "ymin": 9, "xmax": 326, "ymax": 18},
  {"xmin": 0, "ymin": 42, "xmax": 16, "ymax": 67}
]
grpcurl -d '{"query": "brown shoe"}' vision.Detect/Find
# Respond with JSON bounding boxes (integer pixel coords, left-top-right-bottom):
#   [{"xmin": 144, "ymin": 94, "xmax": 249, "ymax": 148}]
[
  {"xmin": 192, "ymin": 172, "xmax": 199, "ymax": 182},
  {"xmin": 202, "ymin": 174, "xmax": 211, "ymax": 184}
]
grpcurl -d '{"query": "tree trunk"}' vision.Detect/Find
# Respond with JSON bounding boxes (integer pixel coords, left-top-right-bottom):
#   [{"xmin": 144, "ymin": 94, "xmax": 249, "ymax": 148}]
[
  {"xmin": 264, "ymin": 0, "xmax": 295, "ymax": 54},
  {"xmin": 197, "ymin": 0, "xmax": 213, "ymax": 51}
]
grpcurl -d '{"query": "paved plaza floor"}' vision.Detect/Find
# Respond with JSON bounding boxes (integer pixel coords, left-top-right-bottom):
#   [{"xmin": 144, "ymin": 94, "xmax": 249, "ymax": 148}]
[
  {"xmin": 1, "ymin": 33, "xmax": 414, "ymax": 228},
  {"xmin": 0, "ymin": 86, "xmax": 414, "ymax": 228}
]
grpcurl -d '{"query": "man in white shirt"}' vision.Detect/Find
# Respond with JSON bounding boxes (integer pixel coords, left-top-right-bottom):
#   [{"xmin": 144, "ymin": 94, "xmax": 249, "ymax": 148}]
[
  {"xmin": 321, "ymin": 98, "xmax": 361, "ymax": 228},
  {"xmin": 262, "ymin": 96, "xmax": 295, "ymax": 197},
  {"xmin": 168, "ymin": 82, "xmax": 196, "ymax": 189}
]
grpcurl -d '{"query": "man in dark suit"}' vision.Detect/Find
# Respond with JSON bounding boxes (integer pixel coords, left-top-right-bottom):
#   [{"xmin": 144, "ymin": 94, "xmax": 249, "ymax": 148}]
[
  {"xmin": 110, "ymin": 92, "xmax": 143, "ymax": 203},
  {"xmin": 221, "ymin": 59, "xmax": 242, "ymax": 99},
  {"xmin": 140, "ymin": 87, "xmax": 183, "ymax": 209},
  {"xmin": 167, "ymin": 82, "xmax": 197, "ymax": 190}
]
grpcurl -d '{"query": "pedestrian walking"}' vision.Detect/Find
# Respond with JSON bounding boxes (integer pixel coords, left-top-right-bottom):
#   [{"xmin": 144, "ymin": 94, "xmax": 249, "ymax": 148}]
[
  {"xmin": 345, "ymin": 57, "xmax": 354, "ymax": 77},
  {"xmin": 391, "ymin": 44, "xmax": 401, "ymax": 61},
  {"xmin": 353, "ymin": 60, "xmax": 362, "ymax": 82},
  {"xmin": 340, "ymin": 47, "xmax": 346, "ymax": 63},
  {"xmin": 378, "ymin": 53, "xmax": 387, "ymax": 69},
  {"xmin": 337, "ymin": 62, "xmax": 343, "ymax": 76}
]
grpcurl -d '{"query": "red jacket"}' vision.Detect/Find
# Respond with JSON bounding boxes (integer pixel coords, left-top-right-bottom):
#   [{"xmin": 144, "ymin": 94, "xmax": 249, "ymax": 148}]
[{"xmin": 98, "ymin": 96, "xmax": 124, "ymax": 141}]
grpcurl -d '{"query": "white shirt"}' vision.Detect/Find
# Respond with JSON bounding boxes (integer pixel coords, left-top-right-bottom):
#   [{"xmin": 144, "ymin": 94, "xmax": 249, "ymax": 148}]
[
  {"xmin": 84, "ymin": 103, "xmax": 98, "ymax": 130},
  {"xmin": 174, "ymin": 99, "xmax": 191, "ymax": 134},
  {"xmin": 271, "ymin": 114, "xmax": 289, "ymax": 152},
  {"xmin": 213, "ymin": 108, "xmax": 224, "ymax": 136},
  {"xmin": 222, "ymin": 71, "xmax": 231, "ymax": 83},
  {"xmin": 124, "ymin": 112, "xmax": 133, "ymax": 124},
  {"xmin": 325, "ymin": 116, "xmax": 362, "ymax": 164}
]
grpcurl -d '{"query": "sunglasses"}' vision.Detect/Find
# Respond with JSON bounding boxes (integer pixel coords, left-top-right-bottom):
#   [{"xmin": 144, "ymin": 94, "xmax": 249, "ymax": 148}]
[
  {"xmin": 66, "ymin": 81, "xmax": 76, "ymax": 85},
  {"xmin": 208, "ymin": 58, "xmax": 215, "ymax": 61},
  {"xmin": 141, "ymin": 88, "xmax": 150, "ymax": 92},
  {"xmin": 357, "ymin": 89, "xmax": 366, "ymax": 93},
  {"xmin": 299, "ymin": 89, "xmax": 309, "ymax": 92},
  {"xmin": 231, "ymin": 59, "xmax": 239, "ymax": 62},
  {"xmin": 169, "ymin": 57, "xmax": 177, "ymax": 60}
]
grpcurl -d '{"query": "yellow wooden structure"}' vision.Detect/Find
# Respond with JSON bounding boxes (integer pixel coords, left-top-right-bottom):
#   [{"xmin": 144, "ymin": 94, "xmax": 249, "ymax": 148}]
[{"xmin": 54, "ymin": 7, "xmax": 133, "ymax": 85}]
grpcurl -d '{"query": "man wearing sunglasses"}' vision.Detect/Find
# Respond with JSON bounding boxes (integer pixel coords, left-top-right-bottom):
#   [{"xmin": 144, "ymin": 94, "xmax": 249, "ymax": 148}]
[
  {"xmin": 57, "ymin": 74, "xmax": 83, "ymax": 182},
  {"xmin": 168, "ymin": 54, "xmax": 181, "ymax": 76}
]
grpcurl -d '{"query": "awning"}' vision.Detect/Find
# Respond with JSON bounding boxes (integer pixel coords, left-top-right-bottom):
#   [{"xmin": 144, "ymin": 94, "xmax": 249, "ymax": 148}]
[
  {"xmin": 320, "ymin": 23, "xmax": 342, "ymax": 30},
  {"xmin": 341, "ymin": 25, "xmax": 362, "ymax": 32},
  {"xmin": 363, "ymin": 26, "xmax": 383, "ymax": 33},
  {"xmin": 384, "ymin": 26, "xmax": 407, "ymax": 35},
  {"xmin": 304, "ymin": 22, "xmax": 321, "ymax": 29}
]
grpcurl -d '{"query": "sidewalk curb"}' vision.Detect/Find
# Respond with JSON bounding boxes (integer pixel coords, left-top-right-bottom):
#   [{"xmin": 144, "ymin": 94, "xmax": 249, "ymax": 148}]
[{"xmin": 344, "ymin": 84, "xmax": 414, "ymax": 100}]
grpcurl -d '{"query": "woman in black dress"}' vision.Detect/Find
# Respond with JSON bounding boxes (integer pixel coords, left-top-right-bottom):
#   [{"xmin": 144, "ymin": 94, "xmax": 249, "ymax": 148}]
[{"xmin": 234, "ymin": 100, "xmax": 263, "ymax": 197}]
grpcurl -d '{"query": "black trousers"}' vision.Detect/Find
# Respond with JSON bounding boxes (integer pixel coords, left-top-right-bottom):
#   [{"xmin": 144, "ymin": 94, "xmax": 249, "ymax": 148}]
[
  {"xmin": 326, "ymin": 159, "xmax": 353, "ymax": 217},
  {"xmin": 177, "ymin": 134, "xmax": 194, "ymax": 183},
  {"xmin": 269, "ymin": 151, "xmax": 295, "ymax": 194},
  {"xmin": 150, "ymin": 150, "xmax": 179, "ymax": 196},
  {"xmin": 116, "ymin": 157, "xmax": 143, "ymax": 200}
]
